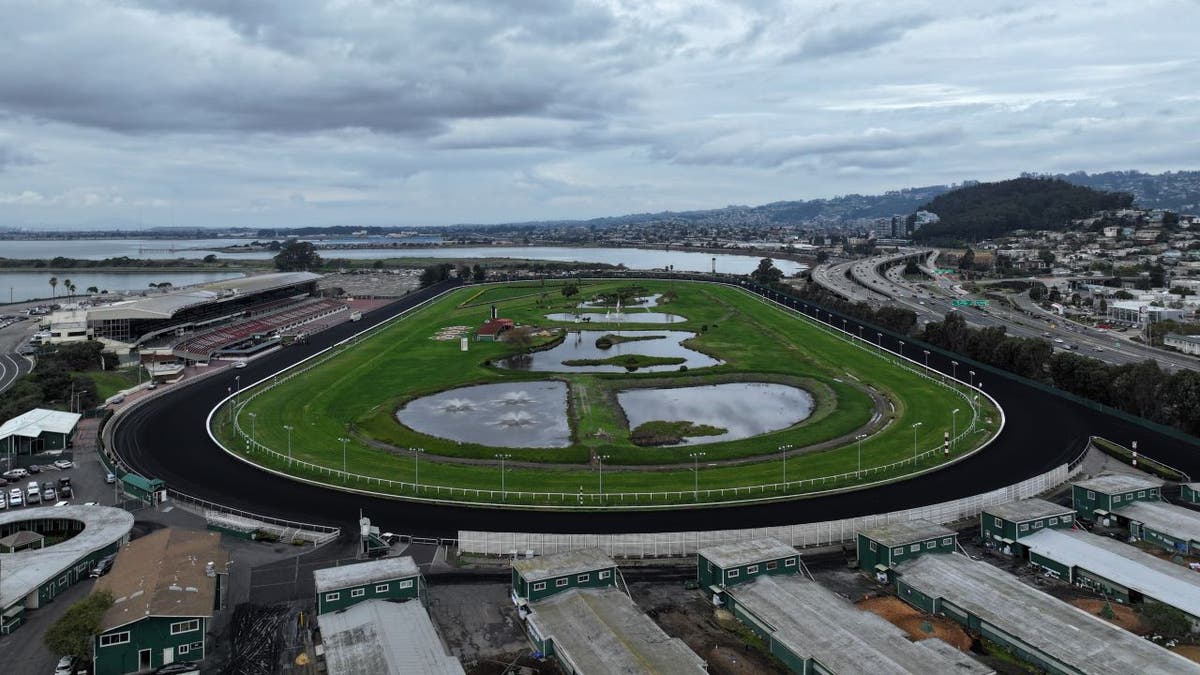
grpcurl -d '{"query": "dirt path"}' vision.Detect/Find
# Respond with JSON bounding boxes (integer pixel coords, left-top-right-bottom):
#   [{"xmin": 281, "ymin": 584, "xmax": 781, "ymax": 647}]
[{"xmin": 855, "ymin": 596, "xmax": 974, "ymax": 650}]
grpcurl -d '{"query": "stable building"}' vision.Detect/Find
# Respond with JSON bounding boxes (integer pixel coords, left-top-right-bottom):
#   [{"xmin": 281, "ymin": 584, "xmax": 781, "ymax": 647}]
[
  {"xmin": 981, "ymin": 499, "xmax": 1075, "ymax": 554},
  {"xmin": 314, "ymin": 556, "xmax": 422, "ymax": 615},
  {"xmin": 1182, "ymin": 483, "xmax": 1200, "ymax": 505},
  {"xmin": 696, "ymin": 538, "xmax": 800, "ymax": 588},
  {"xmin": 524, "ymin": 586, "xmax": 707, "ymax": 675},
  {"xmin": 1071, "ymin": 474, "xmax": 1162, "ymax": 520},
  {"xmin": 856, "ymin": 520, "xmax": 957, "ymax": 573},
  {"xmin": 318, "ymin": 599, "xmax": 464, "ymax": 675},
  {"xmin": 894, "ymin": 553, "xmax": 1200, "ymax": 675},
  {"xmin": 0, "ymin": 506, "xmax": 134, "ymax": 635},
  {"xmin": 0, "ymin": 408, "xmax": 81, "ymax": 455},
  {"xmin": 718, "ymin": 574, "xmax": 992, "ymax": 674},
  {"xmin": 1111, "ymin": 500, "xmax": 1200, "ymax": 555},
  {"xmin": 92, "ymin": 529, "xmax": 228, "ymax": 675},
  {"xmin": 511, "ymin": 549, "xmax": 617, "ymax": 605},
  {"xmin": 1022, "ymin": 528, "xmax": 1200, "ymax": 619}
]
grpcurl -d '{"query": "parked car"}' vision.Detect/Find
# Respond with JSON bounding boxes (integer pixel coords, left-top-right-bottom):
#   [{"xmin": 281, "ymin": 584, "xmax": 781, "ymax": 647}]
[
  {"xmin": 26, "ymin": 481, "xmax": 41, "ymax": 504},
  {"xmin": 42, "ymin": 486, "xmax": 57, "ymax": 502},
  {"xmin": 0, "ymin": 494, "xmax": 6, "ymax": 509},
  {"xmin": 58, "ymin": 477, "xmax": 72, "ymax": 498},
  {"xmin": 53, "ymin": 459, "xmax": 73, "ymax": 470},
  {"xmin": 27, "ymin": 464, "xmax": 41, "ymax": 474},
  {"xmin": 54, "ymin": 500, "xmax": 70, "ymax": 507},
  {"xmin": 3, "ymin": 468, "xmax": 28, "ymax": 480},
  {"xmin": 54, "ymin": 655, "xmax": 76, "ymax": 675},
  {"xmin": 9, "ymin": 489, "xmax": 23, "ymax": 507},
  {"xmin": 0, "ymin": 477, "xmax": 7, "ymax": 487},
  {"xmin": 90, "ymin": 554, "xmax": 116, "ymax": 578},
  {"xmin": 105, "ymin": 472, "xmax": 117, "ymax": 484}
]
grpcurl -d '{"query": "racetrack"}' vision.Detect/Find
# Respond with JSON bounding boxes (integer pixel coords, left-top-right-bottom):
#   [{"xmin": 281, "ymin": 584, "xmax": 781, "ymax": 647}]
[{"xmin": 111, "ymin": 277, "xmax": 1200, "ymax": 537}]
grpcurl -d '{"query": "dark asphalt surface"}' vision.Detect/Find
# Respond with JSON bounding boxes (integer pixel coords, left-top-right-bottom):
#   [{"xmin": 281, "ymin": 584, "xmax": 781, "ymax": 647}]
[{"xmin": 111, "ymin": 278, "xmax": 1200, "ymax": 537}]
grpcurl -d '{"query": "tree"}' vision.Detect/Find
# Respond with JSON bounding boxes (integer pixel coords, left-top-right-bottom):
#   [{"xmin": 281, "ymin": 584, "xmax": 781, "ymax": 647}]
[
  {"xmin": 472, "ymin": 264, "xmax": 486, "ymax": 282},
  {"xmin": 418, "ymin": 263, "xmax": 453, "ymax": 288},
  {"xmin": 1140, "ymin": 602, "xmax": 1193, "ymax": 640},
  {"xmin": 750, "ymin": 258, "xmax": 782, "ymax": 285},
  {"xmin": 203, "ymin": 254, "xmax": 218, "ymax": 263},
  {"xmin": 63, "ymin": 278, "xmax": 72, "ymax": 301},
  {"xmin": 49, "ymin": 275, "xmax": 58, "ymax": 299},
  {"xmin": 273, "ymin": 240, "xmax": 323, "ymax": 272},
  {"xmin": 372, "ymin": 259, "xmax": 384, "ymax": 269},
  {"xmin": 1028, "ymin": 283, "xmax": 1047, "ymax": 302},
  {"xmin": 815, "ymin": 251, "xmax": 829, "ymax": 264},
  {"xmin": 561, "ymin": 283, "xmax": 580, "ymax": 298},
  {"xmin": 1098, "ymin": 297, "xmax": 1108, "ymax": 314},
  {"xmin": 86, "ymin": 286, "xmax": 99, "ymax": 295},
  {"xmin": 44, "ymin": 590, "xmax": 113, "ymax": 663},
  {"xmin": 1037, "ymin": 248, "xmax": 1055, "ymax": 265},
  {"xmin": 958, "ymin": 248, "xmax": 975, "ymax": 271}
]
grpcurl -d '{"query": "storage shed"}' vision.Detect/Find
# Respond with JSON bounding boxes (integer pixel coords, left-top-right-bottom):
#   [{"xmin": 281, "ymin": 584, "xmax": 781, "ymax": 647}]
[
  {"xmin": 696, "ymin": 538, "xmax": 800, "ymax": 588},
  {"xmin": 856, "ymin": 520, "xmax": 957, "ymax": 573}
]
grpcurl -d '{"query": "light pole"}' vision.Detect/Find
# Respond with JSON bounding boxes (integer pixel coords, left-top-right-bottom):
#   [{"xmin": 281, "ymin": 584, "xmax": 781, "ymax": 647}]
[
  {"xmin": 338, "ymin": 437, "xmax": 350, "ymax": 478},
  {"xmin": 283, "ymin": 425, "xmax": 293, "ymax": 463},
  {"xmin": 414, "ymin": 447, "xmax": 424, "ymax": 493},
  {"xmin": 951, "ymin": 409, "xmax": 960, "ymax": 449},
  {"xmin": 247, "ymin": 412, "xmax": 256, "ymax": 439},
  {"xmin": 923, "ymin": 350, "xmax": 930, "ymax": 369},
  {"xmin": 857, "ymin": 326, "xmax": 863, "ymax": 340},
  {"xmin": 911, "ymin": 422, "xmax": 923, "ymax": 462},
  {"xmin": 856, "ymin": 434, "xmax": 868, "ymax": 474},
  {"xmin": 598, "ymin": 454, "xmax": 610, "ymax": 500},
  {"xmin": 969, "ymin": 370, "xmax": 976, "ymax": 388},
  {"xmin": 234, "ymin": 375, "xmax": 241, "ymax": 405},
  {"xmin": 876, "ymin": 332, "xmax": 882, "ymax": 350},
  {"xmin": 780, "ymin": 444, "xmax": 793, "ymax": 485},
  {"xmin": 689, "ymin": 452, "xmax": 705, "ymax": 499},
  {"xmin": 898, "ymin": 341, "xmax": 904, "ymax": 358},
  {"xmin": 951, "ymin": 360, "xmax": 958, "ymax": 381},
  {"xmin": 842, "ymin": 319, "xmax": 847, "ymax": 332},
  {"xmin": 495, "ymin": 453, "xmax": 512, "ymax": 499}
]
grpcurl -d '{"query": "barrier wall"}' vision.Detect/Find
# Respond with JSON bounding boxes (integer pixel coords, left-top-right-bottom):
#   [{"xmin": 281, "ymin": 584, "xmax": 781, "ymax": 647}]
[{"xmin": 458, "ymin": 455, "xmax": 1084, "ymax": 557}]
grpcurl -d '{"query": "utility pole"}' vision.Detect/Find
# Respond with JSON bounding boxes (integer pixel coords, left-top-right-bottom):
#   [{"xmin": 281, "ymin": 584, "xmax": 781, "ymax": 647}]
[
  {"xmin": 689, "ymin": 452, "xmax": 705, "ymax": 499},
  {"xmin": 283, "ymin": 425, "xmax": 294, "ymax": 464},
  {"xmin": 598, "ymin": 454, "xmax": 610, "ymax": 502},
  {"xmin": 414, "ymin": 447, "xmax": 424, "ymax": 493},
  {"xmin": 495, "ymin": 454, "xmax": 511, "ymax": 500}
]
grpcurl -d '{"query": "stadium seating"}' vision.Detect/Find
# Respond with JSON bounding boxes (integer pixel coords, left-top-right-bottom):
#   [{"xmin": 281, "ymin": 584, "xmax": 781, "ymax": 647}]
[{"xmin": 173, "ymin": 299, "xmax": 346, "ymax": 360}]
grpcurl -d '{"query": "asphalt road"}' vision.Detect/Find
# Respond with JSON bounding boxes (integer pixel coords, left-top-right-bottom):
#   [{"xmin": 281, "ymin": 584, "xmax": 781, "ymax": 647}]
[{"xmin": 111, "ymin": 278, "xmax": 1200, "ymax": 538}]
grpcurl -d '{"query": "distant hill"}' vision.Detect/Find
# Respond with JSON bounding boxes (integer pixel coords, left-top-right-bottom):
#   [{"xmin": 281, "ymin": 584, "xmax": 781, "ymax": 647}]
[
  {"xmin": 1050, "ymin": 170, "xmax": 1200, "ymax": 213},
  {"xmin": 912, "ymin": 177, "xmax": 1134, "ymax": 242}
]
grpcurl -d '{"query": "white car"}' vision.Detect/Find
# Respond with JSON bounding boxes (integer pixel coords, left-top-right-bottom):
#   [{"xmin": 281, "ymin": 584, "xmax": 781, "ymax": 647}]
[
  {"xmin": 54, "ymin": 656, "xmax": 75, "ymax": 675},
  {"xmin": 233, "ymin": 360, "xmax": 248, "ymax": 368},
  {"xmin": 9, "ymin": 489, "xmax": 23, "ymax": 507},
  {"xmin": 53, "ymin": 459, "xmax": 73, "ymax": 470}
]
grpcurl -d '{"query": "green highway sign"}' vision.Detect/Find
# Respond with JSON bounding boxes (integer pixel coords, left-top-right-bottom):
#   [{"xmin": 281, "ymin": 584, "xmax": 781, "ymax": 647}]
[
  {"xmin": 936, "ymin": 268, "xmax": 955, "ymax": 274},
  {"xmin": 951, "ymin": 299, "xmax": 990, "ymax": 307}
]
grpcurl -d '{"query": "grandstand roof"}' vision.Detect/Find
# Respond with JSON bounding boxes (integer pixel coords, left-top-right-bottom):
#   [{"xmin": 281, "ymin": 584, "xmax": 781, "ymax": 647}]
[{"xmin": 86, "ymin": 272, "xmax": 320, "ymax": 321}]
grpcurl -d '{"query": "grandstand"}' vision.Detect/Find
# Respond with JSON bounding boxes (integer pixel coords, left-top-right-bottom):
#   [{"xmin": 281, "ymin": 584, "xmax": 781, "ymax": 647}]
[
  {"xmin": 74, "ymin": 272, "xmax": 322, "ymax": 347},
  {"xmin": 172, "ymin": 298, "xmax": 346, "ymax": 361}
]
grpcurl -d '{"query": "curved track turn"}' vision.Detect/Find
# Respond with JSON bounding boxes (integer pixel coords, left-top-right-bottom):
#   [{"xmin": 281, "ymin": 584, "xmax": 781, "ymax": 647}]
[{"xmin": 112, "ymin": 280, "xmax": 1200, "ymax": 536}]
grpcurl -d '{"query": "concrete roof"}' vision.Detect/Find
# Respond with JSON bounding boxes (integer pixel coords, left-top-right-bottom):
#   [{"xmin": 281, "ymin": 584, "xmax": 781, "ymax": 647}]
[
  {"xmin": 858, "ymin": 519, "xmax": 956, "ymax": 549},
  {"xmin": 1023, "ymin": 529, "xmax": 1200, "ymax": 619},
  {"xmin": 526, "ymin": 587, "xmax": 707, "ymax": 675},
  {"xmin": 730, "ymin": 575, "xmax": 991, "ymax": 674},
  {"xmin": 984, "ymin": 498, "xmax": 1075, "ymax": 524},
  {"xmin": 0, "ymin": 408, "xmax": 81, "ymax": 440},
  {"xmin": 896, "ymin": 553, "xmax": 1200, "ymax": 675},
  {"xmin": 0, "ymin": 530, "xmax": 44, "ymax": 549},
  {"xmin": 96, "ymin": 528, "xmax": 228, "ymax": 632},
  {"xmin": 319, "ymin": 600, "xmax": 464, "ymax": 675},
  {"xmin": 512, "ymin": 549, "xmax": 615, "ymax": 583},
  {"xmin": 0, "ymin": 505, "xmax": 133, "ymax": 610},
  {"xmin": 1118, "ymin": 501, "xmax": 1200, "ymax": 543},
  {"xmin": 697, "ymin": 537, "xmax": 798, "ymax": 569},
  {"xmin": 1074, "ymin": 474, "xmax": 1163, "ymax": 494},
  {"xmin": 86, "ymin": 272, "xmax": 319, "ymax": 321},
  {"xmin": 315, "ymin": 557, "xmax": 419, "ymax": 594}
]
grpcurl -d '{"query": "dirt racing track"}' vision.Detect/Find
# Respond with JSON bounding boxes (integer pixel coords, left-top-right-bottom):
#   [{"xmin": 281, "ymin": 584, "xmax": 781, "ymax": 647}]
[{"xmin": 110, "ymin": 277, "xmax": 1200, "ymax": 537}]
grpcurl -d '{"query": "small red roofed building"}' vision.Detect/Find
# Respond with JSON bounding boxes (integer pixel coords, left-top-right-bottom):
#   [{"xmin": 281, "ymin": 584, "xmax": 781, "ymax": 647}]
[{"xmin": 477, "ymin": 318, "xmax": 514, "ymax": 341}]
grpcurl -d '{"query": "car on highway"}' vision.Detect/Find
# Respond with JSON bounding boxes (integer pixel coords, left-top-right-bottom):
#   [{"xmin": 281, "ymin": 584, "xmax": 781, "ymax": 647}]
[
  {"xmin": 1054, "ymin": 338, "xmax": 1064, "ymax": 344},
  {"xmin": 105, "ymin": 472, "xmax": 116, "ymax": 484},
  {"xmin": 8, "ymin": 489, "xmax": 23, "ymax": 507},
  {"xmin": 53, "ymin": 459, "xmax": 73, "ymax": 470},
  {"xmin": 1094, "ymin": 346, "xmax": 1105, "ymax": 352}
]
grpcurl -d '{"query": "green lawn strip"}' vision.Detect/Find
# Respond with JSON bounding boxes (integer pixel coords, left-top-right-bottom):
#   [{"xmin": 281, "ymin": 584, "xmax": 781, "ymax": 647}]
[
  {"xmin": 458, "ymin": 281, "xmax": 590, "ymax": 307},
  {"xmin": 220, "ymin": 280, "xmax": 996, "ymax": 500},
  {"xmin": 76, "ymin": 369, "xmax": 141, "ymax": 400}
]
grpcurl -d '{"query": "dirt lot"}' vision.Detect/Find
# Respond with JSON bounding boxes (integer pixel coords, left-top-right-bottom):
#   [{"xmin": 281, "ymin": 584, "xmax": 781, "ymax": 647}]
[
  {"xmin": 1173, "ymin": 645, "xmax": 1200, "ymax": 663},
  {"xmin": 426, "ymin": 582, "xmax": 553, "ymax": 675},
  {"xmin": 631, "ymin": 582, "xmax": 787, "ymax": 675},
  {"xmin": 1068, "ymin": 598, "xmax": 1146, "ymax": 633},
  {"xmin": 855, "ymin": 596, "xmax": 974, "ymax": 650}
]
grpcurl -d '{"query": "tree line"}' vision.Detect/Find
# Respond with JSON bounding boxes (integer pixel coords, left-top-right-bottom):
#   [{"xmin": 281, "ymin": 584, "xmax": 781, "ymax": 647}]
[{"xmin": 0, "ymin": 342, "xmax": 117, "ymax": 421}]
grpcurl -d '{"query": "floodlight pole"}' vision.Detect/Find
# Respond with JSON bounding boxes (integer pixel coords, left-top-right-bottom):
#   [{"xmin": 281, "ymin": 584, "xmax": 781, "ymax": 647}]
[
  {"xmin": 283, "ymin": 425, "xmax": 294, "ymax": 464},
  {"xmin": 414, "ymin": 448, "xmax": 424, "ymax": 493},
  {"xmin": 495, "ymin": 454, "xmax": 511, "ymax": 499},
  {"xmin": 912, "ymin": 422, "xmax": 923, "ymax": 462},
  {"xmin": 856, "ymin": 434, "xmax": 868, "ymax": 474},
  {"xmin": 338, "ymin": 437, "xmax": 350, "ymax": 479},
  {"xmin": 598, "ymin": 454, "xmax": 610, "ymax": 501},
  {"xmin": 689, "ymin": 452, "xmax": 705, "ymax": 499},
  {"xmin": 951, "ymin": 408, "xmax": 960, "ymax": 449}
]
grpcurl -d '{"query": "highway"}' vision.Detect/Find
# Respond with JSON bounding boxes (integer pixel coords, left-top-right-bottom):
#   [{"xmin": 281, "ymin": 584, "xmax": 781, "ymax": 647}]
[
  {"xmin": 0, "ymin": 351, "xmax": 32, "ymax": 394},
  {"xmin": 815, "ymin": 251, "xmax": 1200, "ymax": 372},
  {"xmin": 109, "ymin": 276, "xmax": 1200, "ymax": 537}
]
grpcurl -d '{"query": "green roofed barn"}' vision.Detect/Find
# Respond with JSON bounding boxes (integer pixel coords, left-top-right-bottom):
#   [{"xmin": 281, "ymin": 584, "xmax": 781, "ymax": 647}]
[
  {"xmin": 696, "ymin": 538, "xmax": 800, "ymax": 588},
  {"xmin": 856, "ymin": 520, "xmax": 957, "ymax": 573},
  {"xmin": 511, "ymin": 549, "xmax": 617, "ymax": 605},
  {"xmin": 1071, "ymin": 474, "xmax": 1162, "ymax": 521}
]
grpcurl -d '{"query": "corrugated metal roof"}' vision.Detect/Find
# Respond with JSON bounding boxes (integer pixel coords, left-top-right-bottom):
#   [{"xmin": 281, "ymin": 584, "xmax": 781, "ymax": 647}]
[
  {"xmin": 0, "ymin": 408, "xmax": 81, "ymax": 440},
  {"xmin": 512, "ymin": 549, "xmax": 615, "ymax": 583},
  {"xmin": 697, "ymin": 537, "xmax": 798, "ymax": 569},
  {"xmin": 314, "ymin": 557, "xmax": 419, "ymax": 594},
  {"xmin": 85, "ymin": 272, "xmax": 320, "ymax": 321},
  {"xmin": 319, "ymin": 600, "xmax": 464, "ymax": 675},
  {"xmin": 858, "ymin": 519, "xmax": 956, "ymax": 549}
]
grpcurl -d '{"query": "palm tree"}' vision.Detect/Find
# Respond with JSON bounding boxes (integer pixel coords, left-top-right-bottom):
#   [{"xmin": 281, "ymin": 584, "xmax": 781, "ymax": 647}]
[
  {"xmin": 63, "ymin": 279, "xmax": 72, "ymax": 302},
  {"xmin": 49, "ymin": 276, "xmax": 57, "ymax": 300},
  {"xmin": 68, "ymin": 282, "xmax": 76, "ymax": 300}
]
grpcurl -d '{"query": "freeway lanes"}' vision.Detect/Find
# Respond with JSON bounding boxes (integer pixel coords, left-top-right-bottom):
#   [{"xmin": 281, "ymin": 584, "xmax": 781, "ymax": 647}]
[
  {"xmin": 0, "ymin": 351, "xmax": 32, "ymax": 394},
  {"xmin": 111, "ymin": 278, "xmax": 1200, "ymax": 537}
]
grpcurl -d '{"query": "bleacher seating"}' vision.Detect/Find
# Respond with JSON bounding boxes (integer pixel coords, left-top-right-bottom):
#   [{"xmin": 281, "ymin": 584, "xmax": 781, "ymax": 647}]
[{"xmin": 173, "ymin": 299, "xmax": 346, "ymax": 360}]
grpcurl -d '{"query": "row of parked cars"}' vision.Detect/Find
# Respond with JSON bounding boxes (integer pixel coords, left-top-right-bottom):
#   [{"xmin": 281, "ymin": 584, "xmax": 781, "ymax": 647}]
[{"xmin": 0, "ymin": 462, "xmax": 74, "ymax": 509}]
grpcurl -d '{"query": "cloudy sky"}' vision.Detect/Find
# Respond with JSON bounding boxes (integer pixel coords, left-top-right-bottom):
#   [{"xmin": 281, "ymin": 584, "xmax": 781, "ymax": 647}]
[{"xmin": 0, "ymin": 0, "xmax": 1197, "ymax": 229}]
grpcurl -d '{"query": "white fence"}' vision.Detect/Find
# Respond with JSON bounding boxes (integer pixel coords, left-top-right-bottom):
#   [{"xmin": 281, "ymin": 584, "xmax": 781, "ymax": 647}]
[{"xmin": 457, "ymin": 459, "xmax": 1081, "ymax": 556}]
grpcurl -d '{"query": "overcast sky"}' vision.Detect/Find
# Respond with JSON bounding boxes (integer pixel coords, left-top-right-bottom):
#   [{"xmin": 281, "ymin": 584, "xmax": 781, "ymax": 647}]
[{"xmin": 0, "ymin": 0, "xmax": 1197, "ymax": 229}]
